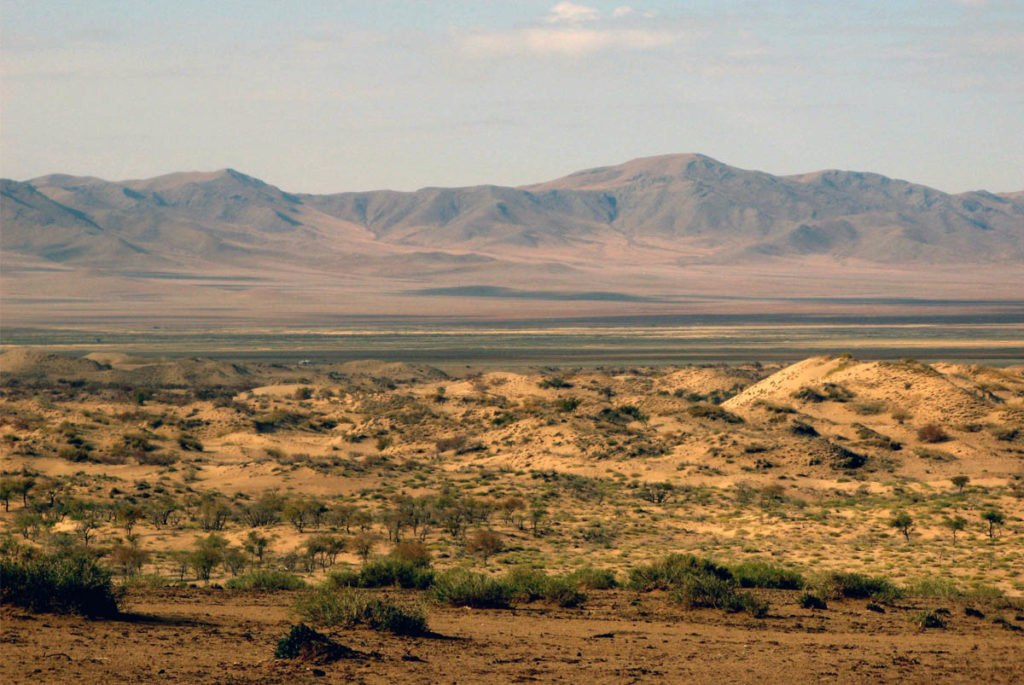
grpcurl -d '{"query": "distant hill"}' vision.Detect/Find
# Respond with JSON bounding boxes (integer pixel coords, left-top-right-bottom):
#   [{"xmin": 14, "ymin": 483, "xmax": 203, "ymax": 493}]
[{"xmin": 2, "ymin": 154, "xmax": 1022, "ymax": 325}]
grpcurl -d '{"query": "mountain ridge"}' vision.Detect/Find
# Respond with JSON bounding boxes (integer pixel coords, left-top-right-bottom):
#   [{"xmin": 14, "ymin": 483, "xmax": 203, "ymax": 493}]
[{"xmin": 2, "ymin": 153, "xmax": 1022, "ymax": 326}]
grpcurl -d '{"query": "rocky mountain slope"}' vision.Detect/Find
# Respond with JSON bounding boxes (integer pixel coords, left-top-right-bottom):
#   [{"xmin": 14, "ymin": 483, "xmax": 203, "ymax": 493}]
[
  {"xmin": 2, "ymin": 154, "xmax": 1021, "ymax": 324},
  {"xmin": 5, "ymin": 154, "xmax": 1021, "ymax": 268}
]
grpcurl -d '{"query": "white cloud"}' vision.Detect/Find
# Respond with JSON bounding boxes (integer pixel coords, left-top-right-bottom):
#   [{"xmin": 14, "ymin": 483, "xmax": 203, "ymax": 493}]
[
  {"xmin": 546, "ymin": 2, "xmax": 601, "ymax": 23},
  {"xmin": 952, "ymin": 0, "xmax": 990, "ymax": 7},
  {"xmin": 613, "ymin": 6, "xmax": 656, "ymax": 19},
  {"xmin": 461, "ymin": 27, "xmax": 678, "ymax": 58}
]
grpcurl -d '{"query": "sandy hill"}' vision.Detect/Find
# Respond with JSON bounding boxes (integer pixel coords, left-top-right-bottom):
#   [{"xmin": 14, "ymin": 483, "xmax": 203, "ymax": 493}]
[
  {"xmin": 723, "ymin": 356, "xmax": 1003, "ymax": 424},
  {"xmin": 0, "ymin": 347, "xmax": 108, "ymax": 378}
]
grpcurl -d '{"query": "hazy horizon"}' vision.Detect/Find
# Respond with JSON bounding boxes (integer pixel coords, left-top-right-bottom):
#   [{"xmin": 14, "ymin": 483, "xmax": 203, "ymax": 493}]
[{"xmin": 2, "ymin": 1, "xmax": 1023, "ymax": 194}]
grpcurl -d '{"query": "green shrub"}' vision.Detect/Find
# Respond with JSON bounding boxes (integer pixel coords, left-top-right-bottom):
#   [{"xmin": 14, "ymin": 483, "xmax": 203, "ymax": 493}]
[
  {"xmin": 226, "ymin": 570, "xmax": 306, "ymax": 591},
  {"xmin": 566, "ymin": 566, "xmax": 618, "ymax": 590},
  {"xmin": 500, "ymin": 567, "xmax": 548, "ymax": 602},
  {"xmin": 629, "ymin": 554, "xmax": 767, "ymax": 617},
  {"xmin": 1, "ymin": 554, "xmax": 120, "ymax": 617},
  {"xmin": 670, "ymin": 575, "xmax": 768, "ymax": 617},
  {"xmin": 500, "ymin": 568, "xmax": 587, "ymax": 608},
  {"xmin": 540, "ymin": 575, "xmax": 587, "ymax": 608},
  {"xmin": 431, "ymin": 568, "xmax": 511, "ymax": 608},
  {"xmin": 813, "ymin": 572, "xmax": 901, "ymax": 602},
  {"xmin": 295, "ymin": 587, "xmax": 427, "ymax": 635},
  {"xmin": 627, "ymin": 554, "xmax": 732, "ymax": 591},
  {"xmin": 904, "ymin": 577, "xmax": 961, "ymax": 599},
  {"xmin": 327, "ymin": 559, "xmax": 434, "ymax": 590},
  {"xmin": 798, "ymin": 593, "xmax": 827, "ymax": 610},
  {"xmin": 732, "ymin": 560, "xmax": 804, "ymax": 590}
]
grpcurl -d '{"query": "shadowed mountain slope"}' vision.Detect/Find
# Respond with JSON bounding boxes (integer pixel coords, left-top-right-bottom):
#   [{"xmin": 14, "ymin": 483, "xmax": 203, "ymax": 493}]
[
  {"xmin": 3, "ymin": 154, "xmax": 1020, "ymax": 268},
  {"xmin": 2, "ymin": 155, "xmax": 1022, "ymax": 326}
]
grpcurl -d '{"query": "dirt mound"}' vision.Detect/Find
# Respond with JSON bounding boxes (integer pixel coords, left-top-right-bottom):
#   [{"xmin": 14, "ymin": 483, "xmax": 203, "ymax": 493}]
[
  {"xmin": 329, "ymin": 359, "xmax": 448, "ymax": 383},
  {"xmin": 81, "ymin": 351, "xmax": 155, "ymax": 369},
  {"xmin": 116, "ymin": 358, "xmax": 251, "ymax": 387},
  {"xmin": 0, "ymin": 347, "xmax": 107, "ymax": 378}
]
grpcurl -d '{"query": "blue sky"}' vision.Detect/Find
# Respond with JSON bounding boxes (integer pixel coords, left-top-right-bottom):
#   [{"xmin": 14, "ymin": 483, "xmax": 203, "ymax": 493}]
[{"xmin": 2, "ymin": 1, "xmax": 1022, "ymax": 193}]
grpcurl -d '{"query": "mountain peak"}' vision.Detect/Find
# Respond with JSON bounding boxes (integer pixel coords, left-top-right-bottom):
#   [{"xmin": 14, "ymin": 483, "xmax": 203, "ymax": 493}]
[{"xmin": 524, "ymin": 153, "xmax": 739, "ymax": 192}]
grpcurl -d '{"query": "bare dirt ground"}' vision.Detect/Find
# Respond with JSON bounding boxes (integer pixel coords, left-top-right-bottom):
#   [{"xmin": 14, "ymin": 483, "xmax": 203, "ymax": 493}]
[{"xmin": 3, "ymin": 588, "xmax": 1023, "ymax": 684}]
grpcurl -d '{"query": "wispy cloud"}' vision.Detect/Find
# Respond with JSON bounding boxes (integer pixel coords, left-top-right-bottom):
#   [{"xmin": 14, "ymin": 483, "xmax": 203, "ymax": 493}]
[
  {"xmin": 546, "ymin": 2, "xmax": 600, "ymax": 23},
  {"xmin": 461, "ymin": 3, "xmax": 674, "ymax": 58},
  {"xmin": 462, "ymin": 27, "xmax": 677, "ymax": 57}
]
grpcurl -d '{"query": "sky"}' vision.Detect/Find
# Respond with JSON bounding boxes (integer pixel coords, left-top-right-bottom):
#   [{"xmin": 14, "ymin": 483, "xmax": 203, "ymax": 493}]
[{"xmin": 2, "ymin": 0, "xmax": 1022, "ymax": 194}]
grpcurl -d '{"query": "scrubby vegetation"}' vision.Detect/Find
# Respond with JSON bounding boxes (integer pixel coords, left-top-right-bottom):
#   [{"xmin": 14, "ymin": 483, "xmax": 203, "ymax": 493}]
[
  {"xmin": 1, "ymin": 552, "xmax": 120, "ymax": 617},
  {"xmin": 295, "ymin": 586, "xmax": 427, "ymax": 635}
]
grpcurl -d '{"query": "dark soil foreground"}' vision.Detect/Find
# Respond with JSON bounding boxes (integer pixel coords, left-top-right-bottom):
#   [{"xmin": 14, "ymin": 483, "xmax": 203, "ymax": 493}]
[{"xmin": 2, "ymin": 588, "xmax": 1023, "ymax": 684}]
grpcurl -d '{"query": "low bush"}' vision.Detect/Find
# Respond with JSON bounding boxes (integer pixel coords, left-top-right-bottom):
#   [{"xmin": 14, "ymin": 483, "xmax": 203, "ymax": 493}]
[
  {"xmin": 917, "ymin": 423, "xmax": 950, "ymax": 443},
  {"xmin": 501, "ymin": 567, "xmax": 587, "ymax": 608},
  {"xmin": 328, "ymin": 559, "xmax": 434, "ymax": 590},
  {"xmin": 911, "ymin": 610, "xmax": 947, "ymax": 630},
  {"xmin": 627, "ymin": 554, "xmax": 732, "ymax": 591},
  {"xmin": 430, "ymin": 568, "xmax": 511, "ymax": 608},
  {"xmin": 629, "ymin": 554, "xmax": 767, "ymax": 617},
  {"xmin": 274, "ymin": 623, "xmax": 362, "ymax": 662},
  {"xmin": 732, "ymin": 560, "xmax": 804, "ymax": 590},
  {"xmin": 225, "ymin": 570, "xmax": 306, "ymax": 591},
  {"xmin": 812, "ymin": 572, "xmax": 901, "ymax": 602},
  {"xmin": 685, "ymin": 404, "xmax": 743, "ymax": 424},
  {"xmin": 566, "ymin": 566, "xmax": 618, "ymax": 590},
  {"xmin": 904, "ymin": 577, "xmax": 960, "ymax": 599},
  {"xmin": 295, "ymin": 587, "xmax": 427, "ymax": 635},
  {"xmin": 670, "ymin": 574, "xmax": 768, "ymax": 617},
  {"xmin": 798, "ymin": 593, "xmax": 827, "ymax": 610},
  {"xmin": 0, "ymin": 553, "xmax": 120, "ymax": 617}
]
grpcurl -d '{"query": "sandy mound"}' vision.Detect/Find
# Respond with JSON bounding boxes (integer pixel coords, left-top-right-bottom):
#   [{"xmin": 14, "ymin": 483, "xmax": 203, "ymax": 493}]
[
  {"xmin": 724, "ymin": 356, "xmax": 993, "ymax": 423},
  {"xmin": 327, "ymin": 359, "xmax": 448, "ymax": 383},
  {"xmin": 0, "ymin": 347, "xmax": 107, "ymax": 377},
  {"xmin": 82, "ymin": 351, "xmax": 156, "ymax": 369},
  {"xmin": 116, "ymin": 358, "xmax": 251, "ymax": 387},
  {"xmin": 655, "ymin": 365, "xmax": 763, "ymax": 396}
]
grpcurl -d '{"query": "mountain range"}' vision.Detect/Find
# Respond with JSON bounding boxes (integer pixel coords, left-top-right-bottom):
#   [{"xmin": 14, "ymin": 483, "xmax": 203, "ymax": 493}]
[{"xmin": 2, "ymin": 154, "xmax": 1022, "ymax": 326}]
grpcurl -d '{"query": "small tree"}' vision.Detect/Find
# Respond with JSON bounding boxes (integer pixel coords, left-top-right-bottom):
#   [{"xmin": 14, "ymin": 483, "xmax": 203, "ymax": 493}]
[
  {"xmin": 529, "ymin": 504, "xmax": 547, "ymax": 536},
  {"xmin": 223, "ymin": 547, "xmax": 248, "ymax": 576},
  {"xmin": 110, "ymin": 538, "xmax": 150, "ymax": 577},
  {"xmin": 981, "ymin": 510, "xmax": 1005, "ymax": 539},
  {"xmin": 198, "ymin": 496, "xmax": 231, "ymax": 531},
  {"xmin": 943, "ymin": 515, "xmax": 967, "ymax": 544},
  {"xmin": 190, "ymin": 534, "xmax": 228, "ymax": 581},
  {"xmin": 890, "ymin": 511, "xmax": 914, "ymax": 542},
  {"xmin": 950, "ymin": 476, "xmax": 970, "ymax": 494},
  {"xmin": 466, "ymin": 529, "xmax": 504, "ymax": 566},
  {"xmin": 0, "ymin": 477, "xmax": 15, "ymax": 511},
  {"xmin": 351, "ymin": 532, "xmax": 378, "ymax": 562},
  {"xmin": 116, "ymin": 504, "xmax": 145, "ymax": 535},
  {"xmin": 244, "ymin": 531, "xmax": 270, "ymax": 564},
  {"xmin": 74, "ymin": 512, "xmax": 101, "ymax": 546}
]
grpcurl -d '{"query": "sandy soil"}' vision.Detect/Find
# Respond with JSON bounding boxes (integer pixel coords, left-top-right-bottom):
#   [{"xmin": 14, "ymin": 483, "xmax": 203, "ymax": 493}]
[{"xmin": 3, "ymin": 589, "xmax": 1024, "ymax": 684}]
